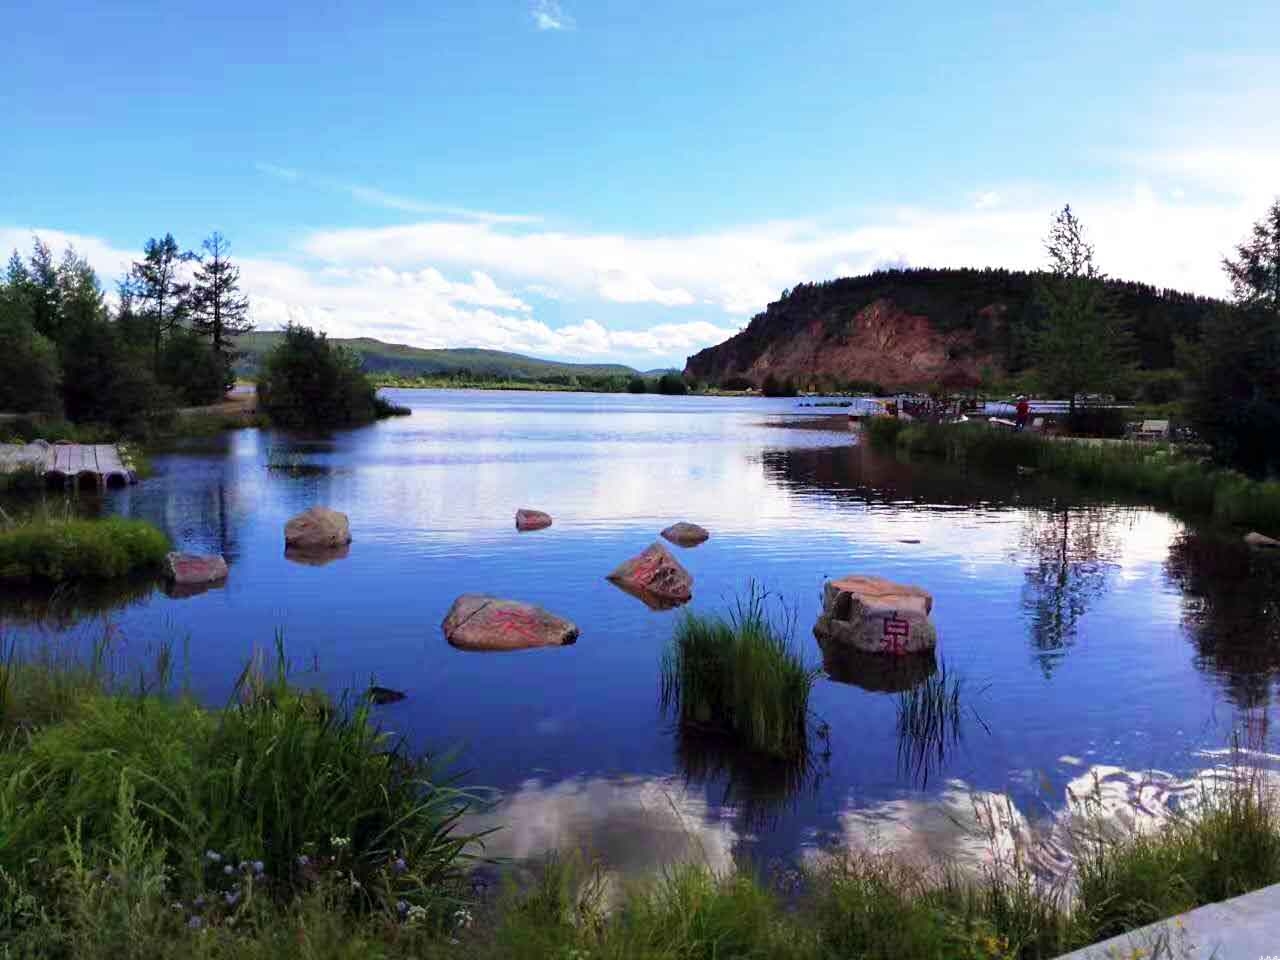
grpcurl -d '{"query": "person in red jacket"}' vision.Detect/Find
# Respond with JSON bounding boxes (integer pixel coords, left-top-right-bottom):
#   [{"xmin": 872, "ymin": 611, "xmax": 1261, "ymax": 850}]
[{"xmin": 1015, "ymin": 396, "xmax": 1030, "ymax": 431}]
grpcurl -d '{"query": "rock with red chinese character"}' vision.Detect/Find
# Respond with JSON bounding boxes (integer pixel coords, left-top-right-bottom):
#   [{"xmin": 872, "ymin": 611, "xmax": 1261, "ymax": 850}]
[
  {"xmin": 516, "ymin": 509, "xmax": 553, "ymax": 531},
  {"xmin": 813, "ymin": 574, "xmax": 936, "ymax": 655},
  {"xmin": 606, "ymin": 542, "xmax": 693, "ymax": 609},
  {"xmin": 442, "ymin": 595, "xmax": 579, "ymax": 651}
]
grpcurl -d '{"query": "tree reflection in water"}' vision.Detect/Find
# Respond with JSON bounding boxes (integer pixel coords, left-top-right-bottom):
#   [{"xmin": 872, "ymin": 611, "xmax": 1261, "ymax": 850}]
[
  {"xmin": 1167, "ymin": 532, "xmax": 1280, "ymax": 712},
  {"xmin": 1017, "ymin": 505, "xmax": 1126, "ymax": 676}
]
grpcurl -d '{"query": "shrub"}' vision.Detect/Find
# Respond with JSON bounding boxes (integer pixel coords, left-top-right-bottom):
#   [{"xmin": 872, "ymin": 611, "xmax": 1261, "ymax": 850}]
[
  {"xmin": 626, "ymin": 376, "xmax": 647, "ymax": 394},
  {"xmin": 158, "ymin": 329, "xmax": 231, "ymax": 406},
  {"xmin": 762, "ymin": 374, "xmax": 798, "ymax": 397},
  {"xmin": 0, "ymin": 516, "xmax": 170, "ymax": 582},
  {"xmin": 656, "ymin": 372, "xmax": 688, "ymax": 396},
  {"xmin": 258, "ymin": 325, "xmax": 389, "ymax": 429}
]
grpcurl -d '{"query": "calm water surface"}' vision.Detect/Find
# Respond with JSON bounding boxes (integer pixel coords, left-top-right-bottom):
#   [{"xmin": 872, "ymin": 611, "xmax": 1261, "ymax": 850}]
[{"xmin": 5, "ymin": 390, "xmax": 1279, "ymax": 877}]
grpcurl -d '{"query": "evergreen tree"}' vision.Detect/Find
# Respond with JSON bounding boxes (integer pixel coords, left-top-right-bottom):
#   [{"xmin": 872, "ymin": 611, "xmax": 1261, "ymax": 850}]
[
  {"xmin": 1183, "ymin": 200, "xmax": 1280, "ymax": 477},
  {"xmin": 190, "ymin": 231, "xmax": 252, "ymax": 390},
  {"xmin": 129, "ymin": 233, "xmax": 193, "ymax": 371},
  {"xmin": 27, "ymin": 237, "xmax": 62, "ymax": 343},
  {"xmin": 1033, "ymin": 205, "xmax": 1131, "ymax": 415}
]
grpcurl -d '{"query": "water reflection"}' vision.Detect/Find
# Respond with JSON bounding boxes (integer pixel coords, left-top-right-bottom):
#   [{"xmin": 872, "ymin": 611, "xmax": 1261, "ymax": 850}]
[
  {"xmin": 0, "ymin": 576, "xmax": 158, "ymax": 627},
  {"xmin": 672, "ymin": 726, "xmax": 827, "ymax": 831},
  {"xmin": 468, "ymin": 776, "xmax": 737, "ymax": 880},
  {"xmin": 1167, "ymin": 533, "xmax": 1280, "ymax": 709},
  {"xmin": 1017, "ymin": 506, "xmax": 1125, "ymax": 676},
  {"xmin": 820, "ymin": 645, "xmax": 937, "ymax": 693}
]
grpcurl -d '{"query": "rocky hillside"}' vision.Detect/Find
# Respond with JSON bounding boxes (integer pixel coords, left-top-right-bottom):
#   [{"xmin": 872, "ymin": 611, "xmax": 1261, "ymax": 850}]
[{"xmin": 684, "ymin": 268, "xmax": 1218, "ymax": 391}]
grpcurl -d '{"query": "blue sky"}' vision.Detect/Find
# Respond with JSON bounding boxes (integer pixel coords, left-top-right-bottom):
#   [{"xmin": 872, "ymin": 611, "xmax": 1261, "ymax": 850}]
[{"xmin": 3, "ymin": 1, "xmax": 1278, "ymax": 367}]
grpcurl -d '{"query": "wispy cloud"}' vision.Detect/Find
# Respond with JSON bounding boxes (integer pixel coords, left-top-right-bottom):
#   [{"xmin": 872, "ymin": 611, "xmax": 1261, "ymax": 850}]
[
  {"xmin": 254, "ymin": 162, "xmax": 539, "ymax": 224},
  {"xmin": 531, "ymin": 0, "xmax": 573, "ymax": 31}
]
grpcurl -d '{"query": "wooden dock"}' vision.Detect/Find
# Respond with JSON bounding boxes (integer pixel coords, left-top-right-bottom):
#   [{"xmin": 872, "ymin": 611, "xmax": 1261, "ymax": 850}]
[{"xmin": 0, "ymin": 441, "xmax": 137, "ymax": 488}]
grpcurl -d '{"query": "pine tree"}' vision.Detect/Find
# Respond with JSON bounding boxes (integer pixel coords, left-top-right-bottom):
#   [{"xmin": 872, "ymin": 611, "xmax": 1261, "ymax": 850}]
[
  {"xmin": 129, "ymin": 233, "xmax": 193, "ymax": 371},
  {"xmin": 190, "ymin": 232, "xmax": 252, "ymax": 386},
  {"xmin": 1033, "ymin": 205, "xmax": 1131, "ymax": 415}
]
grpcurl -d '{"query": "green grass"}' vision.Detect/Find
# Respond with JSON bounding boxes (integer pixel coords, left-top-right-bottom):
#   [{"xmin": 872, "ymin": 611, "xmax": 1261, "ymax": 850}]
[
  {"xmin": 660, "ymin": 588, "xmax": 818, "ymax": 758},
  {"xmin": 0, "ymin": 634, "xmax": 489, "ymax": 958},
  {"xmin": 896, "ymin": 659, "xmax": 971, "ymax": 787},
  {"xmin": 864, "ymin": 418, "xmax": 1280, "ymax": 533},
  {"xmin": 0, "ymin": 515, "xmax": 170, "ymax": 582}
]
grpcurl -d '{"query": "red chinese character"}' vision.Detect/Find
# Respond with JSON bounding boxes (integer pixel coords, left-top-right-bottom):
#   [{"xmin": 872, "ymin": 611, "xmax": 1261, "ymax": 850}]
[{"xmin": 882, "ymin": 613, "xmax": 910, "ymax": 655}]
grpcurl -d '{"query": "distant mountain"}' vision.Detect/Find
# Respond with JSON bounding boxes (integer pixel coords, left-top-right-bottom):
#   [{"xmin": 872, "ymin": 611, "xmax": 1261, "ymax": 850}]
[
  {"xmin": 684, "ymin": 267, "xmax": 1221, "ymax": 391},
  {"xmin": 234, "ymin": 332, "xmax": 640, "ymax": 380}
]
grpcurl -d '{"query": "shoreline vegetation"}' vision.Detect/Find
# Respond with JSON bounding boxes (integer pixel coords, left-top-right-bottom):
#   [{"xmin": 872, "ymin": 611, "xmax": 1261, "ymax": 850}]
[
  {"xmin": 0, "ymin": 626, "xmax": 1275, "ymax": 958},
  {"xmin": 863, "ymin": 417, "xmax": 1280, "ymax": 534},
  {"xmin": 0, "ymin": 514, "xmax": 170, "ymax": 583}
]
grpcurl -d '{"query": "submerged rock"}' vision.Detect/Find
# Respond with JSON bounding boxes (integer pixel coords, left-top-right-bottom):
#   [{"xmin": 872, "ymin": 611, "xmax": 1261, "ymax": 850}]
[
  {"xmin": 515, "ymin": 508, "xmax": 553, "ymax": 531},
  {"xmin": 368, "ymin": 686, "xmax": 408, "ymax": 705},
  {"xmin": 1244, "ymin": 531, "xmax": 1280, "ymax": 549},
  {"xmin": 285, "ymin": 506, "xmax": 351, "ymax": 550},
  {"xmin": 606, "ymin": 542, "xmax": 693, "ymax": 608},
  {"xmin": 163, "ymin": 552, "xmax": 228, "ymax": 586},
  {"xmin": 443, "ymin": 595, "xmax": 579, "ymax": 651},
  {"xmin": 284, "ymin": 543, "xmax": 351, "ymax": 567},
  {"xmin": 813, "ymin": 574, "xmax": 937, "ymax": 655},
  {"xmin": 820, "ymin": 645, "xmax": 938, "ymax": 693},
  {"xmin": 660, "ymin": 522, "xmax": 710, "ymax": 547}
]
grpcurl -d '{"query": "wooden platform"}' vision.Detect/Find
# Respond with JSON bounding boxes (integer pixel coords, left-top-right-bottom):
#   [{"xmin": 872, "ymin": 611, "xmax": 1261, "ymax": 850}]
[{"xmin": 0, "ymin": 442, "xmax": 137, "ymax": 488}]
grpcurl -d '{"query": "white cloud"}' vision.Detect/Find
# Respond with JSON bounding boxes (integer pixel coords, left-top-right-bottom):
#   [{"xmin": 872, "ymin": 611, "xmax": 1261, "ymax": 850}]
[{"xmin": 531, "ymin": 0, "xmax": 573, "ymax": 31}]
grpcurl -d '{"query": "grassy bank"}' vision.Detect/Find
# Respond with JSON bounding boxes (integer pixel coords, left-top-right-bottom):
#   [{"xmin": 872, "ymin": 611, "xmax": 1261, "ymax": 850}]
[
  {"xmin": 0, "ymin": 634, "xmax": 1277, "ymax": 956},
  {"xmin": 0, "ymin": 514, "xmax": 170, "ymax": 582},
  {"xmin": 865, "ymin": 417, "xmax": 1280, "ymax": 533}
]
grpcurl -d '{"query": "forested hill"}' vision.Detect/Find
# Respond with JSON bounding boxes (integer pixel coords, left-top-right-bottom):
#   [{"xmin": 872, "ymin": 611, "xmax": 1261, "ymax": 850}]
[
  {"xmin": 684, "ymin": 267, "xmax": 1220, "ymax": 391},
  {"xmin": 234, "ymin": 332, "xmax": 639, "ymax": 380}
]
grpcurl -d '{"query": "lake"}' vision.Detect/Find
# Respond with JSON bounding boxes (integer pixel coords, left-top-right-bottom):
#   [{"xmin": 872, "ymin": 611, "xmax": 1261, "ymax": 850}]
[{"xmin": 4, "ymin": 389, "xmax": 1278, "ymax": 880}]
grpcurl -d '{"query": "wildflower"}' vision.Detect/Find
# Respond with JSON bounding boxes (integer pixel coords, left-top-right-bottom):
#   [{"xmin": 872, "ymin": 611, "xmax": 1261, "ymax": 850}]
[
  {"xmin": 331, "ymin": 836, "xmax": 350, "ymax": 849},
  {"xmin": 296, "ymin": 854, "xmax": 310, "ymax": 867},
  {"xmin": 204, "ymin": 850, "xmax": 222, "ymax": 864},
  {"xmin": 253, "ymin": 860, "xmax": 265, "ymax": 875},
  {"xmin": 193, "ymin": 895, "xmax": 207, "ymax": 909},
  {"xmin": 239, "ymin": 860, "xmax": 250, "ymax": 872},
  {"xmin": 392, "ymin": 857, "xmax": 407, "ymax": 874},
  {"xmin": 453, "ymin": 907, "xmax": 473, "ymax": 930},
  {"xmin": 350, "ymin": 876, "xmax": 362, "ymax": 890},
  {"xmin": 225, "ymin": 890, "xmax": 240, "ymax": 907},
  {"xmin": 396, "ymin": 899, "xmax": 410, "ymax": 916},
  {"xmin": 187, "ymin": 916, "xmax": 203, "ymax": 930},
  {"xmin": 170, "ymin": 901, "xmax": 184, "ymax": 912},
  {"xmin": 406, "ymin": 904, "xmax": 428, "ymax": 926},
  {"xmin": 223, "ymin": 864, "xmax": 233, "ymax": 876}
]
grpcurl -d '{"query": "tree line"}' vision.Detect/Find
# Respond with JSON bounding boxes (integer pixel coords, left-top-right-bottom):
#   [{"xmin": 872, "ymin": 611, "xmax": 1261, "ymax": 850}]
[{"xmin": 0, "ymin": 232, "xmax": 252, "ymax": 433}]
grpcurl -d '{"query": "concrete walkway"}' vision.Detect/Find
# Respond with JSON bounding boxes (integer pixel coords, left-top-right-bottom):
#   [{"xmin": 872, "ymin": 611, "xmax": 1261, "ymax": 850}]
[{"xmin": 1056, "ymin": 883, "xmax": 1280, "ymax": 959}]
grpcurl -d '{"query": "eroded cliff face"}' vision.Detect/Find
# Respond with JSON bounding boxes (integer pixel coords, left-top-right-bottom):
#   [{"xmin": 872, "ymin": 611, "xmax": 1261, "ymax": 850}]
[{"xmin": 686, "ymin": 291, "xmax": 1004, "ymax": 390}]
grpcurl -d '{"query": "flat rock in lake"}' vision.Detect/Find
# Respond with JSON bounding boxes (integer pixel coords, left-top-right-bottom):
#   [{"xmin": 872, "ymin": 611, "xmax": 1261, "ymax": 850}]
[
  {"xmin": 660, "ymin": 522, "xmax": 710, "ymax": 547},
  {"xmin": 813, "ymin": 574, "xmax": 936, "ymax": 655},
  {"xmin": 443, "ymin": 595, "xmax": 579, "ymax": 651},
  {"xmin": 284, "ymin": 506, "xmax": 351, "ymax": 550},
  {"xmin": 1244, "ymin": 531, "xmax": 1280, "ymax": 549},
  {"xmin": 515, "ymin": 508, "xmax": 553, "ymax": 531},
  {"xmin": 606, "ymin": 542, "xmax": 692, "ymax": 608}
]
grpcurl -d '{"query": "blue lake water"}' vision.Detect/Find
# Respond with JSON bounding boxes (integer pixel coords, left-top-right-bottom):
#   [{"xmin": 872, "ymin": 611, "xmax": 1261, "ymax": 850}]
[{"xmin": 4, "ymin": 389, "xmax": 1278, "ymax": 877}]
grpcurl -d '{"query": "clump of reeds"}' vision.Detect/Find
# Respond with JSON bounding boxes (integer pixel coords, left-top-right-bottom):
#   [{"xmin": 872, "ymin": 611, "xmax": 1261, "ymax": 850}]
[
  {"xmin": 895, "ymin": 659, "xmax": 968, "ymax": 787},
  {"xmin": 660, "ymin": 585, "xmax": 818, "ymax": 758}
]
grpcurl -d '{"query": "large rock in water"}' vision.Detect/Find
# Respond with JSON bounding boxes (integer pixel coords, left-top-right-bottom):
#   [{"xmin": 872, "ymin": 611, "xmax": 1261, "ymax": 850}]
[
  {"xmin": 442, "ymin": 595, "xmax": 579, "ymax": 651},
  {"xmin": 813, "ymin": 574, "xmax": 937, "ymax": 655},
  {"xmin": 164, "ymin": 552, "xmax": 228, "ymax": 586},
  {"xmin": 661, "ymin": 522, "xmax": 710, "ymax": 547},
  {"xmin": 1245, "ymin": 531, "xmax": 1280, "ymax": 549},
  {"xmin": 515, "ymin": 508, "xmax": 553, "ymax": 531},
  {"xmin": 284, "ymin": 507, "xmax": 351, "ymax": 550},
  {"xmin": 606, "ymin": 542, "xmax": 693, "ymax": 609}
]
